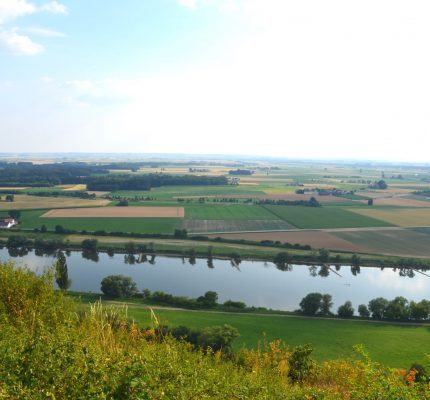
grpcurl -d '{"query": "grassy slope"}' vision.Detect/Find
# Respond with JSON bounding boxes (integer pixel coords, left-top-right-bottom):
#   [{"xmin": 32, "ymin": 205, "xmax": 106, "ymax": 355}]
[
  {"xmin": 264, "ymin": 205, "xmax": 394, "ymax": 229},
  {"xmin": 128, "ymin": 307, "xmax": 430, "ymax": 368}
]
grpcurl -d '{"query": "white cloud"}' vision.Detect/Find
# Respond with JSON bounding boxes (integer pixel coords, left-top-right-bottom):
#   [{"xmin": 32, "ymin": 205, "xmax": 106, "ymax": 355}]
[
  {"xmin": 23, "ymin": 27, "xmax": 66, "ymax": 37},
  {"xmin": 40, "ymin": 1, "xmax": 67, "ymax": 14},
  {"xmin": 179, "ymin": 0, "xmax": 197, "ymax": 9},
  {"xmin": 0, "ymin": 0, "xmax": 36, "ymax": 24},
  {"xmin": 0, "ymin": 29, "xmax": 43, "ymax": 55},
  {"xmin": 0, "ymin": 0, "xmax": 67, "ymax": 55}
]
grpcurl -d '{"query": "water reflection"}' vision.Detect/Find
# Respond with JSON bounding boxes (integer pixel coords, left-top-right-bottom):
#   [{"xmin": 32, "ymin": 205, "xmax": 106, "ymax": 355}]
[{"xmin": 1, "ymin": 248, "xmax": 430, "ymax": 311}]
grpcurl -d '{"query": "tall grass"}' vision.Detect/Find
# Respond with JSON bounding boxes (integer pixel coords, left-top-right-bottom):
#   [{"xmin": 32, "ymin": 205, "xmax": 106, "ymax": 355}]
[{"xmin": 0, "ymin": 262, "xmax": 428, "ymax": 399}]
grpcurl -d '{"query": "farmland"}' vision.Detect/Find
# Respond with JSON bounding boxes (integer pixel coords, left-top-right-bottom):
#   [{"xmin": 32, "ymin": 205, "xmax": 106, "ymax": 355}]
[
  {"xmin": 42, "ymin": 206, "xmax": 185, "ymax": 218},
  {"xmin": 263, "ymin": 205, "xmax": 393, "ymax": 229},
  {"xmin": 2, "ymin": 158, "xmax": 430, "ymax": 257},
  {"xmin": 0, "ymin": 195, "xmax": 109, "ymax": 210},
  {"xmin": 350, "ymin": 207, "xmax": 430, "ymax": 227}
]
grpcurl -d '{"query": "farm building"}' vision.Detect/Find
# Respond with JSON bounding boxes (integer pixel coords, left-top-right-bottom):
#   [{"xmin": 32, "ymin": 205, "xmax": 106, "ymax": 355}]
[{"xmin": 0, "ymin": 218, "xmax": 17, "ymax": 229}]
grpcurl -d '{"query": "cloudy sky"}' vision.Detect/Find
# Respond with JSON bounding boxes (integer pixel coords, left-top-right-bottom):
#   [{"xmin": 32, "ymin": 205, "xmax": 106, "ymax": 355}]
[{"xmin": 1, "ymin": 0, "xmax": 430, "ymax": 161}]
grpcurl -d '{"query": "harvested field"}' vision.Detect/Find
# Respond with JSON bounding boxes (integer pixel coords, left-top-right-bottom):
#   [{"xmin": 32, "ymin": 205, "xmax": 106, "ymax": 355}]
[
  {"xmin": 348, "ymin": 208, "xmax": 430, "ymax": 227},
  {"xmin": 42, "ymin": 206, "xmax": 185, "ymax": 218},
  {"xmin": 264, "ymin": 205, "xmax": 392, "ymax": 229},
  {"xmin": 370, "ymin": 197, "xmax": 430, "ymax": 207},
  {"xmin": 182, "ymin": 219, "xmax": 293, "ymax": 233},
  {"xmin": 334, "ymin": 229, "xmax": 430, "ymax": 258},
  {"xmin": 63, "ymin": 184, "xmax": 87, "ymax": 191},
  {"xmin": 0, "ymin": 195, "xmax": 110, "ymax": 210},
  {"xmin": 206, "ymin": 231, "xmax": 364, "ymax": 252}
]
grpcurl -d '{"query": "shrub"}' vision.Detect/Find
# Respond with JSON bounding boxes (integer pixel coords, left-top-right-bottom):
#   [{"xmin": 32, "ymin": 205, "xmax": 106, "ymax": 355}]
[{"xmin": 100, "ymin": 275, "xmax": 138, "ymax": 298}]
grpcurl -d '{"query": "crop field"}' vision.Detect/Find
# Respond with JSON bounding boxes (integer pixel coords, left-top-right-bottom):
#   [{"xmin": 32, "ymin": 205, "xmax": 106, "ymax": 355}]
[
  {"xmin": 111, "ymin": 186, "xmax": 266, "ymax": 200},
  {"xmin": 349, "ymin": 207, "xmax": 430, "ymax": 227},
  {"xmin": 184, "ymin": 204, "xmax": 278, "ymax": 220},
  {"xmin": 0, "ymin": 195, "xmax": 110, "ymax": 210},
  {"xmin": 41, "ymin": 206, "xmax": 184, "ymax": 218},
  {"xmin": 263, "ymin": 205, "xmax": 393, "ymax": 229},
  {"xmin": 333, "ymin": 229, "xmax": 430, "ymax": 257},
  {"xmin": 367, "ymin": 197, "xmax": 430, "ymax": 207},
  {"xmin": 207, "ymin": 231, "xmax": 365, "ymax": 252},
  {"xmin": 13, "ymin": 209, "xmax": 181, "ymax": 234},
  {"xmin": 182, "ymin": 219, "xmax": 293, "ymax": 233},
  {"xmin": 128, "ymin": 307, "xmax": 430, "ymax": 367}
]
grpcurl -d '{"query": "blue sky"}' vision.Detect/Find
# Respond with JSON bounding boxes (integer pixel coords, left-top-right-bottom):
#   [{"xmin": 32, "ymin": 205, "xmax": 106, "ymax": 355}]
[{"xmin": 1, "ymin": 0, "xmax": 430, "ymax": 161}]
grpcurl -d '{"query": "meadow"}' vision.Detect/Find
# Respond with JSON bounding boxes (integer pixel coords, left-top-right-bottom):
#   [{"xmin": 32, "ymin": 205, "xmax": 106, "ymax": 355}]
[{"xmin": 127, "ymin": 306, "xmax": 430, "ymax": 368}]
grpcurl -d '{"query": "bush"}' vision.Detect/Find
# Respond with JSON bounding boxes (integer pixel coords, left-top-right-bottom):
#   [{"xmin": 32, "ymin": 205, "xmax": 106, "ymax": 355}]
[{"xmin": 100, "ymin": 275, "xmax": 138, "ymax": 298}]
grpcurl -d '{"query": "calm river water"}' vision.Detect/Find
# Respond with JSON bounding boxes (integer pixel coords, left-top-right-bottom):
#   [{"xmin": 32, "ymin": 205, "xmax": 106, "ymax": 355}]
[{"xmin": 1, "ymin": 248, "xmax": 428, "ymax": 312}]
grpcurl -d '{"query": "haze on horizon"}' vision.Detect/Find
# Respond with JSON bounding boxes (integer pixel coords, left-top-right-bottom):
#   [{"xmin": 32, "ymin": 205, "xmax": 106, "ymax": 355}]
[{"xmin": 1, "ymin": 0, "xmax": 429, "ymax": 162}]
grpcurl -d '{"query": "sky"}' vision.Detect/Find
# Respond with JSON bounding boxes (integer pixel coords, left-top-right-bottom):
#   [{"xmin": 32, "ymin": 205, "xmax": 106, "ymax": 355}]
[{"xmin": 1, "ymin": 0, "xmax": 430, "ymax": 161}]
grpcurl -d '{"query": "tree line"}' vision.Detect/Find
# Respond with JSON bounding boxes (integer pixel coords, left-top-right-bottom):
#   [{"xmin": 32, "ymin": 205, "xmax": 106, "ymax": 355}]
[{"xmin": 299, "ymin": 292, "xmax": 430, "ymax": 321}]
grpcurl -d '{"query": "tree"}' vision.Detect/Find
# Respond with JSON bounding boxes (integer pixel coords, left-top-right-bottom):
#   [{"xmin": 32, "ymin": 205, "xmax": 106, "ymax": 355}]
[
  {"xmin": 197, "ymin": 291, "xmax": 218, "ymax": 308},
  {"xmin": 81, "ymin": 239, "xmax": 98, "ymax": 251},
  {"xmin": 320, "ymin": 294, "xmax": 333, "ymax": 316},
  {"xmin": 5, "ymin": 194, "xmax": 14, "ymax": 202},
  {"xmin": 337, "ymin": 301, "xmax": 354, "ymax": 318},
  {"xmin": 358, "ymin": 304, "xmax": 370, "ymax": 318},
  {"xmin": 318, "ymin": 248, "xmax": 330, "ymax": 263},
  {"xmin": 410, "ymin": 300, "xmax": 430, "ymax": 320},
  {"xmin": 55, "ymin": 251, "xmax": 71, "ymax": 291},
  {"xmin": 384, "ymin": 296, "xmax": 409, "ymax": 320},
  {"xmin": 174, "ymin": 229, "xmax": 188, "ymax": 238},
  {"xmin": 40, "ymin": 224, "xmax": 47, "ymax": 233},
  {"xmin": 273, "ymin": 252, "xmax": 292, "ymax": 270},
  {"xmin": 8, "ymin": 210, "xmax": 20, "ymax": 220},
  {"xmin": 351, "ymin": 254, "xmax": 361, "ymax": 266},
  {"xmin": 299, "ymin": 293, "xmax": 323, "ymax": 316},
  {"xmin": 55, "ymin": 225, "xmax": 65, "ymax": 234},
  {"xmin": 100, "ymin": 275, "xmax": 138, "ymax": 298},
  {"xmin": 367, "ymin": 198, "xmax": 374, "ymax": 206},
  {"xmin": 368, "ymin": 297, "xmax": 389, "ymax": 319}
]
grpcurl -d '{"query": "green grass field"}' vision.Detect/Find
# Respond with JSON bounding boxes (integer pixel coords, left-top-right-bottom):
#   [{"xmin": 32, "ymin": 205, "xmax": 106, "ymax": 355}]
[
  {"xmin": 111, "ymin": 185, "xmax": 265, "ymax": 200},
  {"xmin": 182, "ymin": 219, "xmax": 293, "ymax": 233},
  {"xmin": 127, "ymin": 307, "xmax": 430, "ymax": 368},
  {"xmin": 263, "ymin": 205, "xmax": 394, "ymax": 229},
  {"xmin": 8, "ymin": 210, "xmax": 181, "ymax": 234}
]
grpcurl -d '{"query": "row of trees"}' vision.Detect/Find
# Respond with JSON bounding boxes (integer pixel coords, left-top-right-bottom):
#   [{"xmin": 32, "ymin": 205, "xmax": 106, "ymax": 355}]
[
  {"xmin": 86, "ymin": 174, "xmax": 228, "ymax": 191},
  {"xmin": 299, "ymin": 292, "xmax": 430, "ymax": 321}
]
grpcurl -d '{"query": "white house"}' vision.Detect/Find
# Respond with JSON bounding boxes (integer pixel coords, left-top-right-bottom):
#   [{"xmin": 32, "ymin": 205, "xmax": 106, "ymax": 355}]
[{"xmin": 0, "ymin": 218, "xmax": 17, "ymax": 229}]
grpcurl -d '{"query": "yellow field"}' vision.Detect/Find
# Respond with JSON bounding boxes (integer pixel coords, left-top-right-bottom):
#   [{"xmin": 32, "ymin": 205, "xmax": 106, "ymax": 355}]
[
  {"xmin": 0, "ymin": 195, "xmax": 110, "ymax": 210},
  {"xmin": 62, "ymin": 184, "xmax": 87, "ymax": 191},
  {"xmin": 348, "ymin": 208, "xmax": 430, "ymax": 227}
]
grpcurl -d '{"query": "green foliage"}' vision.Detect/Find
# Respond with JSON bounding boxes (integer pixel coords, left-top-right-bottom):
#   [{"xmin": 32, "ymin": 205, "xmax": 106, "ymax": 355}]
[
  {"xmin": 358, "ymin": 304, "xmax": 370, "ymax": 318},
  {"xmin": 299, "ymin": 293, "xmax": 333, "ymax": 316},
  {"xmin": 8, "ymin": 209, "xmax": 20, "ymax": 219},
  {"xmin": 100, "ymin": 275, "xmax": 138, "ymax": 298},
  {"xmin": 337, "ymin": 301, "xmax": 354, "ymax": 318},
  {"xmin": 54, "ymin": 251, "xmax": 71, "ymax": 291},
  {"xmin": 287, "ymin": 344, "xmax": 315, "ymax": 383},
  {"xmin": 0, "ymin": 263, "xmax": 429, "ymax": 399}
]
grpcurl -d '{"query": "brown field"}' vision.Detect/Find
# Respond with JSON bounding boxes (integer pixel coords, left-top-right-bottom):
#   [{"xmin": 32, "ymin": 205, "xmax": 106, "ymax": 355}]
[
  {"xmin": 358, "ymin": 190, "xmax": 411, "ymax": 199},
  {"xmin": 0, "ymin": 195, "xmax": 110, "ymax": 210},
  {"xmin": 370, "ymin": 197, "xmax": 430, "ymax": 207},
  {"xmin": 207, "ymin": 231, "xmax": 365, "ymax": 252},
  {"xmin": 42, "ymin": 206, "xmax": 185, "ymax": 218},
  {"xmin": 348, "ymin": 208, "xmax": 430, "ymax": 227}
]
